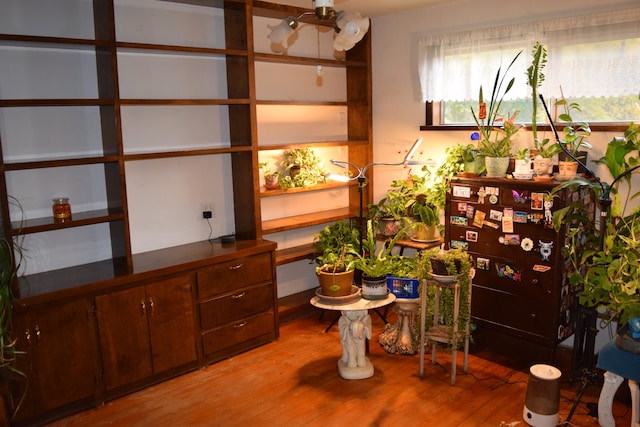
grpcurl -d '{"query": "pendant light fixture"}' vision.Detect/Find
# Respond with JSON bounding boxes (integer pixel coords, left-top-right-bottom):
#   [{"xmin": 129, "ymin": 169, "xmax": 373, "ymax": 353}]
[{"xmin": 267, "ymin": 0, "xmax": 370, "ymax": 51}]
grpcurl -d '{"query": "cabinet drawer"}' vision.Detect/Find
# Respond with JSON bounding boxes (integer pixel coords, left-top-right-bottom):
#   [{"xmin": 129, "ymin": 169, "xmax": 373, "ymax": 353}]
[
  {"xmin": 199, "ymin": 283, "xmax": 274, "ymax": 330},
  {"xmin": 202, "ymin": 311, "xmax": 275, "ymax": 356},
  {"xmin": 197, "ymin": 252, "xmax": 273, "ymax": 298},
  {"xmin": 471, "ymin": 285, "xmax": 555, "ymax": 342}
]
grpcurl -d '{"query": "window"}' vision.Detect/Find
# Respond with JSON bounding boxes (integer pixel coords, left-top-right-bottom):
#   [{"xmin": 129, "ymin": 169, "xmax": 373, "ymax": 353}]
[{"xmin": 418, "ymin": 8, "xmax": 640, "ymax": 125}]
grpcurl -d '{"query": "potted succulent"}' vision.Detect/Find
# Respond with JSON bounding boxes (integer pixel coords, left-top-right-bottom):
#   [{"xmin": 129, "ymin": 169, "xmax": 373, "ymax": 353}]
[
  {"xmin": 258, "ymin": 158, "xmax": 281, "ymax": 189},
  {"xmin": 471, "ymin": 50, "xmax": 523, "ymax": 178},
  {"xmin": 551, "ymin": 121, "xmax": 640, "ymax": 334},
  {"xmin": 279, "ymin": 148, "xmax": 328, "ymax": 189},
  {"xmin": 367, "ymin": 179, "xmax": 412, "ymax": 237},
  {"xmin": 555, "ymin": 97, "xmax": 592, "ymax": 180},
  {"xmin": 313, "ymin": 220, "xmax": 360, "ymax": 297}
]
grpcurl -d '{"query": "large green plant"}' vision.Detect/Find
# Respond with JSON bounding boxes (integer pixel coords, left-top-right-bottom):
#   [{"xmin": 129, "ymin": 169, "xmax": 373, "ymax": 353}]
[
  {"xmin": 1, "ymin": 197, "xmax": 26, "ymax": 420},
  {"xmin": 415, "ymin": 248, "xmax": 473, "ymax": 349},
  {"xmin": 551, "ymin": 122, "xmax": 640, "ymax": 324},
  {"xmin": 350, "ymin": 220, "xmax": 416, "ymax": 278},
  {"xmin": 279, "ymin": 148, "xmax": 328, "ymax": 189},
  {"xmin": 471, "ymin": 50, "xmax": 523, "ymax": 158},
  {"xmin": 313, "ymin": 220, "xmax": 359, "ymax": 273}
]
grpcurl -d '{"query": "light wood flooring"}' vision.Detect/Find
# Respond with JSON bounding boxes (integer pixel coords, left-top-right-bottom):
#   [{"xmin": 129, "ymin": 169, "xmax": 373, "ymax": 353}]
[{"xmin": 46, "ymin": 308, "xmax": 632, "ymax": 427}]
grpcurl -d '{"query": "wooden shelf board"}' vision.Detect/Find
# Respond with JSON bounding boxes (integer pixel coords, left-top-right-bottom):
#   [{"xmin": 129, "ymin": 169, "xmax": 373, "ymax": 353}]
[
  {"xmin": 278, "ymin": 288, "xmax": 318, "ymax": 321},
  {"xmin": 258, "ymin": 139, "xmax": 367, "ymax": 151},
  {"xmin": 275, "ymin": 243, "xmax": 317, "ymax": 266},
  {"xmin": 262, "ymin": 207, "xmax": 352, "ymax": 234},
  {"xmin": 12, "ymin": 208, "xmax": 125, "ymax": 235},
  {"xmin": 260, "ymin": 181, "xmax": 352, "ymax": 197},
  {"xmin": 124, "ymin": 146, "xmax": 250, "ymax": 161}
]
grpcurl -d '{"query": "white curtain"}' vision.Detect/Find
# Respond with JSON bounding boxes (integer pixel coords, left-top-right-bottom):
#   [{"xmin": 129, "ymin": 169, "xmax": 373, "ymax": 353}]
[{"xmin": 418, "ymin": 8, "xmax": 640, "ymax": 102}]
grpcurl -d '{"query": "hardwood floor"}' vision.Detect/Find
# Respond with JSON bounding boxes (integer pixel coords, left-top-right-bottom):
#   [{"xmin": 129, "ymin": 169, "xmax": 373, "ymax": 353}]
[{"xmin": 46, "ymin": 308, "xmax": 631, "ymax": 427}]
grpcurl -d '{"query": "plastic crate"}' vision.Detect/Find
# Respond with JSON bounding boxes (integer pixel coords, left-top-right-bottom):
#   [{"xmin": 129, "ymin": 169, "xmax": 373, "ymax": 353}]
[{"xmin": 386, "ymin": 276, "xmax": 419, "ymax": 299}]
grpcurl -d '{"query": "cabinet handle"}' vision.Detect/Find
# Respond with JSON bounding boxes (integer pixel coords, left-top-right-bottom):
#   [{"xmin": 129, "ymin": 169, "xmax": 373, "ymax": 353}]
[
  {"xmin": 148, "ymin": 297, "xmax": 154, "ymax": 316},
  {"xmin": 233, "ymin": 321, "xmax": 247, "ymax": 329},
  {"xmin": 531, "ymin": 279, "xmax": 539, "ymax": 285},
  {"xmin": 229, "ymin": 263, "xmax": 244, "ymax": 271},
  {"xmin": 25, "ymin": 329, "xmax": 31, "ymax": 345},
  {"xmin": 140, "ymin": 299, "xmax": 146, "ymax": 316},
  {"xmin": 231, "ymin": 292, "xmax": 246, "ymax": 300},
  {"xmin": 34, "ymin": 325, "xmax": 41, "ymax": 344}
]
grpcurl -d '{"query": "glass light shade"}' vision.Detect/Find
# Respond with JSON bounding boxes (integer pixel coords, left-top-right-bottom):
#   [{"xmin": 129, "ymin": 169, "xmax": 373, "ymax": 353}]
[
  {"xmin": 334, "ymin": 12, "xmax": 369, "ymax": 51},
  {"xmin": 268, "ymin": 17, "xmax": 297, "ymax": 46}
]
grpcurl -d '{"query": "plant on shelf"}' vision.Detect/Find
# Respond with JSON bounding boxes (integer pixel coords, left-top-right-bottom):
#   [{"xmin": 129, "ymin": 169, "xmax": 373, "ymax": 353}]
[
  {"xmin": 471, "ymin": 50, "xmax": 523, "ymax": 177},
  {"xmin": 415, "ymin": 247, "xmax": 473, "ymax": 349},
  {"xmin": 527, "ymin": 42, "xmax": 548, "ymax": 152},
  {"xmin": 258, "ymin": 158, "xmax": 281, "ymax": 189},
  {"xmin": 279, "ymin": 148, "xmax": 328, "ymax": 189},
  {"xmin": 551, "ymin": 121, "xmax": 640, "ymax": 328}
]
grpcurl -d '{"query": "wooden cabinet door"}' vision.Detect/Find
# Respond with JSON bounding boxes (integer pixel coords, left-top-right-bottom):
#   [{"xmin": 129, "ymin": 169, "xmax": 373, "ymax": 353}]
[
  {"xmin": 12, "ymin": 298, "xmax": 100, "ymax": 421},
  {"xmin": 146, "ymin": 275, "xmax": 197, "ymax": 373},
  {"xmin": 96, "ymin": 286, "xmax": 153, "ymax": 391}
]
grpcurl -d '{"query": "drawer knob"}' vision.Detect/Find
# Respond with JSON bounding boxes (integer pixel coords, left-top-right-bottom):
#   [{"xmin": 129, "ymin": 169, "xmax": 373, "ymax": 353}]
[
  {"xmin": 531, "ymin": 279, "xmax": 539, "ymax": 285},
  {"xmin": 530, "ymin": 313, "xmax": 536, "ymax": 319}
]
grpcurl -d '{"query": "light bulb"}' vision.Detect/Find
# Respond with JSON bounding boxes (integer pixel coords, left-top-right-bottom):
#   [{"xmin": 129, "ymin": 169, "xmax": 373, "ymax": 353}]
[{"xmin": 316, "ymin": 65, "xmax": 323, "ymax": 77}]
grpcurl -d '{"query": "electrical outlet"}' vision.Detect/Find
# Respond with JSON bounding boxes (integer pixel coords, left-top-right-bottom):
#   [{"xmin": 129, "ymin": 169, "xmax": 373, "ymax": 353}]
[{"xmin": 201, "ymin": 202, "xmax": 214, "ymax": 219}]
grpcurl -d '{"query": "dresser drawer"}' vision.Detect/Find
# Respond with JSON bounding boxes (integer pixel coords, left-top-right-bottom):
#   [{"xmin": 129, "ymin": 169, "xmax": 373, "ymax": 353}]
[
  {"xmin": 199, "ymin": 283, "xmax": 274, "ymax": 330},
  {"xmin": 471, "ymin": 285, "xmax": 555, "ymax": 342},
  {"xmin": 197, "ymin": 252, "xmax": 273, "ymax": 299},
  {"xmin": 202, "ymin": 311, "xmax": 275, "ymax": 356}
]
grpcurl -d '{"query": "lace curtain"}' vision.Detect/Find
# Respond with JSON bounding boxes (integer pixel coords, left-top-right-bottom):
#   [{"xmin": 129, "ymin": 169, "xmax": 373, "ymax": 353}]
[{"xmin": 417, "ymin": 8, "xmax": 640, "ymax": 102}]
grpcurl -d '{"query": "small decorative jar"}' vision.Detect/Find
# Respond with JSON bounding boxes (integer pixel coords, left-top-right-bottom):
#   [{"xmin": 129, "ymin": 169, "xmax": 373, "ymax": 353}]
[{"xmin": 52, "ymin": 197, "xmax": 72, "ymax": 222}]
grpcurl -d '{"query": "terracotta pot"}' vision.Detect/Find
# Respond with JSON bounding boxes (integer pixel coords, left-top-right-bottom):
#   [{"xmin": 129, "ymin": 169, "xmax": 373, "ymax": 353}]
[
  {"xmin": 377, "ymin": 218, "xmax": 400, "ymax": 237},
  {"xmin": 317, "ymin": 268, "xmax": 354, "ymax": 297},
  {"xmin": 557, "ymin": 161, "xmax": 579, "ymax": 179},
  {"xmin": 264, "ymin": 175, "xmax": 280, "ymax": 189}
]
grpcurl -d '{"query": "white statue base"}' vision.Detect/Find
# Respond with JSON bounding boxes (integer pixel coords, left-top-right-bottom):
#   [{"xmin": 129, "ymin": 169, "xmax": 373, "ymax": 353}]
[
  {"xmin": 338, "ymin": 357, "xmax": 374, "ymax": 379},
  {"xmin": 310, "ymin": 293, "xmax": 396, "ymax": 380}
]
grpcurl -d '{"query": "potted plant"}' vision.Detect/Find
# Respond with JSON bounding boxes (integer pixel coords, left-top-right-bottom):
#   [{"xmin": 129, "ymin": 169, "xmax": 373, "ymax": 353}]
[
  {"xmin": 555, "ymin": 97, "xmax": 592, "ymax": 180},
  {"xmin": 367, "ymin": 179, "xmax": 412, "ymax": 237},
  {"xmin": 313, "ymin": 220, "xmax": 360, "ymax": 297},
  {"xmin": 258, "ymin": 158, "xmax": 281, "ymax": 189},
  {"xmin": 471, "ymin": 50, "xmax": 523, "ymax": 178},
  {"xmin": 279, "ymin": 148, "xmax": 328, "ymax": 189},
  {"xmin": 350, "ymin": 220, "xmax": 416, "ymax": 299},
  {"xmin": 551, "ymin": 121, "xmax": 640, "ymax": 333},
  {"xmin": 415, "ymin": 247, "xmax": 473, "ymax": 349},
  {"xmin": 513, "ymin": 147, "xmax": 532, "ymax": 178}
]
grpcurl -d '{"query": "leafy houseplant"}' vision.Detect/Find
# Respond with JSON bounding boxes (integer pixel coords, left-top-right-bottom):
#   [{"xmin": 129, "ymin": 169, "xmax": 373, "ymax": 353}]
[
  {"xmin": 551, "ymin": 121, "xmax": 640, "ymax": 326},
  {"xmin": 556, "ymin": 96, "xmax": 592, "ymax": 178},
  {"xmin": 258, "ymin": 158, "xmax": 281, "ymax": 189},
  {"xmin": 350, "ymin": 220, "xmax": 416, "ymax": 279},
  {"xmin": 470, "ymin": 50, "xmax": 523, "ymax": 177},
  {"xmin": 279, "ymin": 148, "xmax": 328, "ymax": 189},
  {"xmin": 1, "ymin": 197, "xmax": 26, "ymax": 421},
  {"xmin": 313, "ymin": 220, "xmax": 360, "ymax": 297},
  {"xmin": 415, "ymin": 248, "xmax": 473, "ymax": 349}
]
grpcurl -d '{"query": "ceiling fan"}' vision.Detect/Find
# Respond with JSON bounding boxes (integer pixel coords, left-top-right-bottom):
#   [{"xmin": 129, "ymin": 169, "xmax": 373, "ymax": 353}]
[{"xmin": 267, "ymin": 0, "xmax": 370, "ymax": 51}]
